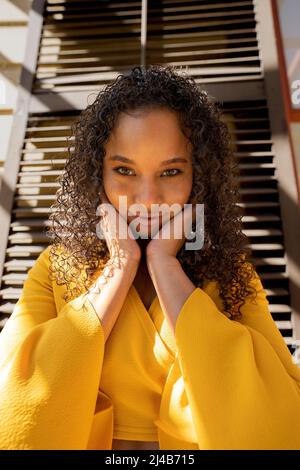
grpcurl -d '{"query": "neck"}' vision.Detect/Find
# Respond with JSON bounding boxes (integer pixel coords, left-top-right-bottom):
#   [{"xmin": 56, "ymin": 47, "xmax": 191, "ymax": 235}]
[{"xmin": 137, "ymin": 237, "xmax": 150, "ymax": 261}]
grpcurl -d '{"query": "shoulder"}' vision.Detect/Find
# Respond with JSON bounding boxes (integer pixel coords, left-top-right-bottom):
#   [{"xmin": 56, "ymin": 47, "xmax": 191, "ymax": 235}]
[{"xmin": 27, "ymin": 244, "xmax": 65, "ymax": 288}]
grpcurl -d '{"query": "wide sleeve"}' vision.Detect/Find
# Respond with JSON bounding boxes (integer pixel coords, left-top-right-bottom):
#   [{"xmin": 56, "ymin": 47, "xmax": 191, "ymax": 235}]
[
  {"xmin": 0, "ymin": 246, "xmax": 106, "ymax": 450},
  {"xmin": 174, "ymin": 268, "xmax": 300, "ymax": 450}
]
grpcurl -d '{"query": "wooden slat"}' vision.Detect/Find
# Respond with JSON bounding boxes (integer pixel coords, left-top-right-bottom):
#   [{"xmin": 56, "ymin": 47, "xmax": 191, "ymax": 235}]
[{"xmin": 33, "ymin": 0, "xmax": 261, "ymax": 93}]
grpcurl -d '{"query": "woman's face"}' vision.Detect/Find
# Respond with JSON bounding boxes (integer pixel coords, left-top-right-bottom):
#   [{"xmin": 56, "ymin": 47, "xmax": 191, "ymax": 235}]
[{"xmin": 102, "ymin": 107, "xmax": 193, "ymax": 236}]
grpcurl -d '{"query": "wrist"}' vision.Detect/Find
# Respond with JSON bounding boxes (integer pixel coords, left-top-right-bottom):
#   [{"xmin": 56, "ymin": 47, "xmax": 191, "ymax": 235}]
[
  {"xmin": 147, "ymin": 253, "xmax": 179, "ymax": 269},
  {"xmin": 109, "ymin": 251, "xmax": 141, "ymax": 268}
]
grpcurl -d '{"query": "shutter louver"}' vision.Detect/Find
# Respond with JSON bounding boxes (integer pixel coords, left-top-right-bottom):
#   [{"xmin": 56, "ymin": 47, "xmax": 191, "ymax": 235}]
[
  {"xmin": 146, "ymin": 0, "xmax": 262, "ymax": 83},
  {"xmin": 35, "ymin": 0, "xmax": 261, "ymax": 94},
  {"xmin": 35, "ymin": 0, "xmax": 142, "ymax": 93}
]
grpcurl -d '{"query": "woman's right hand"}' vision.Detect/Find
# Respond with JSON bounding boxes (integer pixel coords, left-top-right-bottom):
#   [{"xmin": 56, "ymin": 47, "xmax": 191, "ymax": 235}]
[{"xmin": 97, "ymin": 190, "xmax": 141, "ymax": 264}]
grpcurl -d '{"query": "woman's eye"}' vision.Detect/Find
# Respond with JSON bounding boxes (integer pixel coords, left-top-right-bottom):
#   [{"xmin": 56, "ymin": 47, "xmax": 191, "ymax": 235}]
[
  {"xmin": 113, "ymin": 167, "xmax": 134, "ymax": 176},
  {"xmin": 113, "ymin": 167, "xmax": 182, "ymax": 177},
  {"xmin": 161, "ymin": 169, "xmax": 182, "ymax": 177}
]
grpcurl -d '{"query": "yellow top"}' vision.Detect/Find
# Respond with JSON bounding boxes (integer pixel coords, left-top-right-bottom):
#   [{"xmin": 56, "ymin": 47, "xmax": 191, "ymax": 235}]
[
  {"xmin": 1, "ymin": 245, "xmax": 300, "ymax": 450},
  {"xmin": 100, "ymin": 283, "xmax": 178, "ymax": 442}
]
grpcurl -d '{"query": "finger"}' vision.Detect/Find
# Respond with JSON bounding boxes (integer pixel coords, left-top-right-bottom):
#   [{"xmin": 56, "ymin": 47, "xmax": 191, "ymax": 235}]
[
  {"xmin": 181, "ymin": 204, "xmax": 194, "ymax": 238},
  {"xmin": 159, "ymin": 205, "xmax": 189, "ymax": 239}
]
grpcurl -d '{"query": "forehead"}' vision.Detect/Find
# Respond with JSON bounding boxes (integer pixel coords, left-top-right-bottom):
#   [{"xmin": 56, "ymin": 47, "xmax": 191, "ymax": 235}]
[{"xmin": 110, "ymin": 108, "xmax": 187, "ymax": 143}]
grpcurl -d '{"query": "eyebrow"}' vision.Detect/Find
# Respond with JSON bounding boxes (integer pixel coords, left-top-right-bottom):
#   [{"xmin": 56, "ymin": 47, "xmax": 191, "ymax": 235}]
[{"xmin": 108, "ymin": 155, "xmax": 188, "ymax": 165}]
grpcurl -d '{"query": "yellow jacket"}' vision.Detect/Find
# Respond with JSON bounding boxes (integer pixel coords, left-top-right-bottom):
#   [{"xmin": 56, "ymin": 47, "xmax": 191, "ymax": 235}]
[{"xmin": 1, "ymin": 245, "xmax": 300, "ymax": 450}]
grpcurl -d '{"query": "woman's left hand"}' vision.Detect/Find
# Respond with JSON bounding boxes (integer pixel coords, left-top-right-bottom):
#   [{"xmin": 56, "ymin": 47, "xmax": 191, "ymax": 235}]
[{"xmin": 146, "ymin": 204, "xmax": 196, "ymax": 261}]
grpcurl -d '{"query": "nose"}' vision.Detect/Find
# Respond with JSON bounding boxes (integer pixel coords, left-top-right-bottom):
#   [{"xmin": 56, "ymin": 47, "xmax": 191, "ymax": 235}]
[{"xmin": 132, "ymin": 181, "xmax": 162, "ymax": 216}]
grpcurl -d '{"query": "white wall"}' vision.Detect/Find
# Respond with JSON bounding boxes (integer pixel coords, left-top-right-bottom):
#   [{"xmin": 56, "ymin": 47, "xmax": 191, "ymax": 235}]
[{"xmin": 0, "ymin": 0, "xmax": 33, "ymax": 181}]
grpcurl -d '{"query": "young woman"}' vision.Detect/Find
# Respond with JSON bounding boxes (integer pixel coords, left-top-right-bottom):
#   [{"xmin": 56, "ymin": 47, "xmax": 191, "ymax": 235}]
[{"xmin": 1, "ymin": 65, "xmax": 300, "ymax": 450}]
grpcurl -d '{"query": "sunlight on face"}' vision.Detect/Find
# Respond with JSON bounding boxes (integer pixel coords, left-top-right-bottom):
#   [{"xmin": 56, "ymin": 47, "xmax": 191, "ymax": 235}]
[{"xmin": 102, "ymin": 107, "xmax": 193, "ymax": 236}]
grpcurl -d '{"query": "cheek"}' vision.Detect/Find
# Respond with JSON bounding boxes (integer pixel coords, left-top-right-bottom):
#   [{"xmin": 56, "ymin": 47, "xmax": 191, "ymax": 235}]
[
  {"xmin": 182, "ymin": 173, "xmax": 193, "ymax": 200},
  {"xmin": 103, "ymin": 176, "xmax": 132, "ymax": 206},
  {"xmin": 168, "ymin": 177, "xmax": 192, "ymax": 202}
]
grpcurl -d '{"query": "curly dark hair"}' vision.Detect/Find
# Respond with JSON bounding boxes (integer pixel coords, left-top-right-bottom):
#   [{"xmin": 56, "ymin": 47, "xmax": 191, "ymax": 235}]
[{"xmin": 46, "ymin": 63, "xmax": 258, "ymax": 319}]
